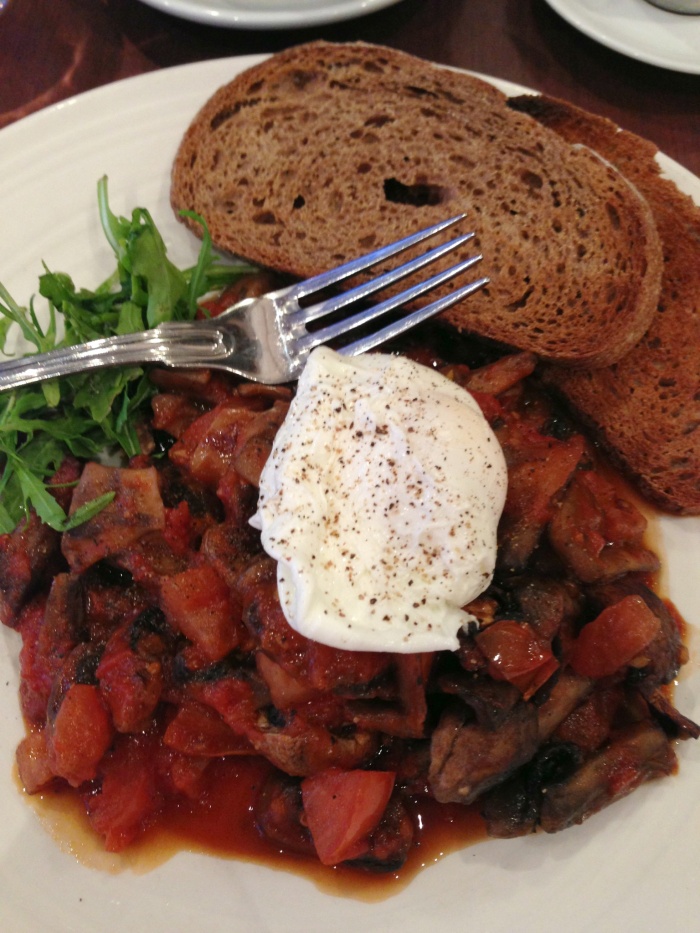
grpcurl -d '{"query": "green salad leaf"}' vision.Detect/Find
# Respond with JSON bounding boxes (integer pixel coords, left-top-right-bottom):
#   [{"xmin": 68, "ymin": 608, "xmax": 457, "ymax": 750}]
[{"xmin": 0, "ymin": 176, "xmax": 255, "ymax": 534}]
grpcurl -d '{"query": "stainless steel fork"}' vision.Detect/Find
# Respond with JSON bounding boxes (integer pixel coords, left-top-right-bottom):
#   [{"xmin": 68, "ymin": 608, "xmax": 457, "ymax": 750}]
[{"xmin": 0, "ymin": 215, "xmax": 487, "ymax": 389}]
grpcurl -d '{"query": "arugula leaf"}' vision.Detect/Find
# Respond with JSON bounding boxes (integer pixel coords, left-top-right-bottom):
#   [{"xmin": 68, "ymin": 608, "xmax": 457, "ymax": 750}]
[
  {"xmin": 63, "ymin": 492, "xmax": 116, "ymax": 532},
  {"xmin": 0, "ymin": 176, "xmax": 256, "ymax": 533}
]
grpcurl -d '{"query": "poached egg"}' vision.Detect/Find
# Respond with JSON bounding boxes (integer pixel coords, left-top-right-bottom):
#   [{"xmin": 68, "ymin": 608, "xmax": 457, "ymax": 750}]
[{"xmin": 250, "ymin": 347, "xmax": 507, "ymax": 653}]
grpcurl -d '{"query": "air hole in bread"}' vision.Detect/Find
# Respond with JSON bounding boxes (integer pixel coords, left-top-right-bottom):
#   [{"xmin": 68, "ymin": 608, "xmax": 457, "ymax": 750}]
[
  {"xmin": 364, "ymin": 114, "xmax": 393, "ymax": 128},
  {"xmin": 253, "ymin": 211, "xmax": 277, "ymax": 225},
  {"xmin": 383, "ymin": 177, "xmax": 452, "ymax": 208},
  {"xmin": 506, "ymin": 287, "xmax": 535, "ymax": 312},
  {"xmin": 210, "ymin": 98, "xmax": 260, "ymax": 131},
  {"xmin": 522, "ymin": 170, "xmax": 544, "ymax": 190},
  {"xmin": 292, "ymin": 195, "xmax": 305, "ymax": 210},
  {"xmin": 292, "ymin": 70, "xmax": 319, "ymax": 90},
  {"xmin": 606, "ymin": 203, "xmax": 621, "ymax": 230},
  {"xmin": 404, "ymin": 84, "xmax": 439, "ymax": 100},
  {"xmin": 549, "ymin": 186, "xmax": 562, "ymax": 208},
  {"xmin": 450, "ymin": 154, "xmax": 476, "ymax": 169}
]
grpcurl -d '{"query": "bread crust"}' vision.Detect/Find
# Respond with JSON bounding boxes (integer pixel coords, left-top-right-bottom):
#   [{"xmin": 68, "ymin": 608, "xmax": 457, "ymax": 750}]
[
  {"xmin": 171, "ymin": 42, "xmax": 662, "ymax": 368},
  {"xmin": 509, "ymin": 94, "xmax": 700, "ymax": 514}
]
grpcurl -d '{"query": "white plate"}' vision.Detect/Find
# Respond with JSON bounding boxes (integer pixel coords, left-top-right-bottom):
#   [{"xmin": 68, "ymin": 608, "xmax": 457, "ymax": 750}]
[
  {"xmin": 1, "ymin": 56, "xmax": 700, "ymax": 933},
  {"xmin": 544, "ymin": 0, "xmax": 700, "ymax": 73},
  {"xmin": 135, "ymin": 0, "xmax": 403, "ymax": 28}
]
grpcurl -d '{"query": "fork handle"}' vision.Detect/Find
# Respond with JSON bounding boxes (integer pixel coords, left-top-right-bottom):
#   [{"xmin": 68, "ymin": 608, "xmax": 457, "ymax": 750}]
[{"xmin": 0, "ymin": 321, "xmax": 229, "ymax": 392}]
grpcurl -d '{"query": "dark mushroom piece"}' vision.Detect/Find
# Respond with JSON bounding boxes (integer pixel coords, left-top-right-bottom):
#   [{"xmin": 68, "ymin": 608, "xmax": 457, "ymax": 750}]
[{"xmin": 429, "ymin": 697, "xmax": 539, "ymax": 805}]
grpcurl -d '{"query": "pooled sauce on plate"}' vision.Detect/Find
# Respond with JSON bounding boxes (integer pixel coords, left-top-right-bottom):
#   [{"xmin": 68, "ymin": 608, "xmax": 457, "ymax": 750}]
[{"xmin": 25, "ymin": 758, "xmax": 487, "ymax": 899}]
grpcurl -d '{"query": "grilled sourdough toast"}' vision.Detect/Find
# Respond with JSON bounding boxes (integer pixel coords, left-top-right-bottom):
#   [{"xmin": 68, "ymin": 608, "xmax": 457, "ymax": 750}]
[
  {"xmin": 171, "ymin": 42, "xmax": 663, "ymax": 368},
  {"xmin": 508, "ymin": 94, "xmax": 700, "ymax": 514}
]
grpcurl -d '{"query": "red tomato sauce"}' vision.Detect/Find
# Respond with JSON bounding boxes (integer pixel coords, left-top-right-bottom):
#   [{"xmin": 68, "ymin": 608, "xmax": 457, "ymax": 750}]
[{"xmin": 25, "ymin": 756, "xmax": 487, "ymax": 899}]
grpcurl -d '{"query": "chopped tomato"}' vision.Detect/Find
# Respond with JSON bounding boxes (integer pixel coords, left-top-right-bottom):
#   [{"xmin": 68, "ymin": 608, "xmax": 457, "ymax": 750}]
[
  {"xmin": 570, "ymin": 596, "xmax": 662, "ymax": 679},
  {"xmin": 86, "ymin": 734, "xmax": 162, "ymax": 851},
  {"xmin": 496, "ymin": 420, "xmax": 586, "ymax": 571},
  {"xmin": 163, "ymin": 701, "xmax": 253, "ymax": 757},
  {"xmin": 301, "ymin": 768, "xmax": 396, "ymax": 866},
  {"xmin": 200, "ymin": 676, "xmax": 260, "ymax": 737},
  {"xmin": 17, "ymin": 597, "xmax": 55, "ymax": 724},
  {"xmin": 160, "ymin": 563, "xmax": 244, "ymax": 661},
  {"xmin": 47, "ymin": 684, "xmax": 114, "ymax": 787},
  {"xmin": 306, "ymin": 640, "xmax": 390, "ymax": 694},
  {"xmin": 241, "ymin": 567, "xmax": 390, "ymax": 693},
  {"xmin": 475, "ymin": 620, "xmax": 559, "ymax": 699},
  {"xmin": 501, "ymin": 422, "xmax": 585, "ymax": 523},
  {"xmin": 256, "ymin": 652, "xmax": 318, "ymax": 709},
  {"xmin": 97, "ymin": 626, "xmax": 163, "ymax": 733},
  {"xmin": 469, "ymin": 390, "xmax": 504, "ymax": 423},
  {"xmin": 163, "ymin": 501, "xmax": 195, "ymax": 557},
  {"xmin": 157, "ymin": 746, "xmax": 210, "ymax": 800},
  {"xmin": 16, "ymin": 729, "xmax": 54, "ymax": 794}
]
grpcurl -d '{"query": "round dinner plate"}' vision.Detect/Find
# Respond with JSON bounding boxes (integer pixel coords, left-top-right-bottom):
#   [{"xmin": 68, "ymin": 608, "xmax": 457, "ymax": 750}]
[
  {"xmin": 135, "ymin": 0, "xmax": 403, "ymax": 28},
  {"xmin": 544, "ymin": 0, "xmax": 700, "ymax": 74},
  {"xmin": 1, "ymin": 55, "xmax": 700, "ymax": 933}
]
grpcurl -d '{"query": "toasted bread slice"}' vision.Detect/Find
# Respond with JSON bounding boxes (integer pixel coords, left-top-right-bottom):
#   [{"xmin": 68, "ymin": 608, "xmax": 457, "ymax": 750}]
[
  {"xmin": 171, "ymin": 42, "xmax": 662, "ymax": 368},
  {"xmin": 508, "ymin": 94, "xmax": 700, "ymax": 514}
]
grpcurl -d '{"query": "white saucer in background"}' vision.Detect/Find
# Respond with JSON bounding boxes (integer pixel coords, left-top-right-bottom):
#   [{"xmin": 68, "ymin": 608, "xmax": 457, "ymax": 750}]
[
  {"xmin": 544, "ymin": 0, "xmax": 700, "ymax": 73},
  {"xmin": 135, "ymin": 0, "xmax": 403, "ymax": 29}
]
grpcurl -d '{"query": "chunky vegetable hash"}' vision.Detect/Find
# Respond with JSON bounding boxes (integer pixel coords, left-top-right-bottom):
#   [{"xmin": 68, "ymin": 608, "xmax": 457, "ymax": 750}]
[
  {"xmin": 0, "ymin": 192, "xmax": 698, "ymax": 873},
  {"xmin": 1, "ymin": 319, "xmax": 698, "ymax": 869}
]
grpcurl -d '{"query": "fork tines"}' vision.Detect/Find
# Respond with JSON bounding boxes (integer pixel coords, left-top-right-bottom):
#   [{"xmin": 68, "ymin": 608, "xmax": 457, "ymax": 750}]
[{"xmin": 284, "ymin": 215, "xmax": 488, "ymax": 358}]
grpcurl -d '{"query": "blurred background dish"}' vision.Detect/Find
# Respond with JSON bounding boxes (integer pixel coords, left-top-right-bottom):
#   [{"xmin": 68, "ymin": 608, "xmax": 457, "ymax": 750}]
[
  {"xmin": 543, "ymin": 0, "xmax": 700, "ymax": 72},
  {"xmin": 134, "ymin": 0, "xmax": 404, "ymax": 28},
  {"xmin": 643, "ymin": 0, "xmax": 700, "ymax": 12}
]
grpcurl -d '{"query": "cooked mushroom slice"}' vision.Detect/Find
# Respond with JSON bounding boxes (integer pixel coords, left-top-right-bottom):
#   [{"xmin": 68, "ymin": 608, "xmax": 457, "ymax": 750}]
[
  {"xmin": 256, "ymin": 771, "xmax": 315, "ymax": 856},
  {"xmin": 437, "ymin": 671, "xmax": 523, "ymax": 730},
  {"xmin": 0, "ymin": 511, "xmax": 60, "ymax": 628},
  {"xmin": 62, "ymin": 464, "xmax": 165, "ymax": 573},
  {"xmin": 428, "ymin": 698, "xmax": 539, "ymax": 804},
  {"xmin": 537, "ymin": 669, "xmax": 593, "ymax": 741},
  {"xmin": 639, "ymin": 685, "xmax": 700, "ymax": 740},
  {"xmin": 251, "ymin": 711, "xmax": 378, "ymax": 777},
  {"xmin": 480, "ymin": 771, "xmax": 539, "ymax": 839},
  {"xmin": 549, "ymin": 470, "xmax": 660, "ymax": 584},
  {"xmin": 481, "ymin": 742, "xmax": 582, "ymax": 838},
  {"xmin": 345, "ymin": 795, "xmax": 415, "ymax": 872},
  {"xmin": 539, "ymin": 721, "xmax": 677, "ymax": 833}
]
